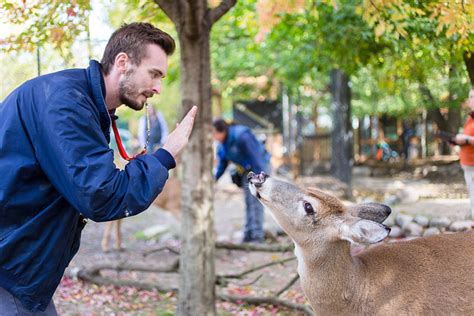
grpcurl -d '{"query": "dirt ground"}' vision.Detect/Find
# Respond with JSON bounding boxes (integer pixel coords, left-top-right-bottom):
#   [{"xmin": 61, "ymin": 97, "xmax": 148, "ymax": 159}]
[{"xmin": 55, "ymin": 165, "xmax": 472, "ymax": 315}]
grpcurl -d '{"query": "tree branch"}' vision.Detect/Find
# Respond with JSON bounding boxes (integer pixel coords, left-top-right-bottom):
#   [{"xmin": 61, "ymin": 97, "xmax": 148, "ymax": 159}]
[
  {"xmin": 77, "ymin": 259, "xmax": 179, "ymax": 275},
  {"xmin": 143, "ymin": 245, "xmax": 180, "ymax": 257},
  {"xmin": 76, "ymin": 270, "xmax": 313, "ymax": 315},
  {"xmin": 218, "ymin": 256, "xmax": 296, "ymax": 280},
  {"xmin": 275, "ymin": 274, "xmax": 300, "ymax": 297},
  {"xmin": 77, "ymin": 269, "xmax": 178, "ymax": 293},
  {"xmin": 208, "ymin": 0, "xmax": 237, "ymax": 25},
  {"xmin": 217, "ymin": 293, "xmax": 315, "ymax": 316},
  {"xmin": 154, "ymin": 0, "xmax": 177, "ymax": 23},
  {"xmin": 216, "ymin": 241, "xmax": 294, "ymax": 252},
  {"xmin": 143, "ymin": 241, "xmax": 294, "ymax": 256}
]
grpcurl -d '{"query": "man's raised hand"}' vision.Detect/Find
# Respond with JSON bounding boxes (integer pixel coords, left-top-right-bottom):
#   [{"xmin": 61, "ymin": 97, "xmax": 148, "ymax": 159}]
[{"xmin": 162, "ymin": 106, "xmax": 198, "ymax": 158}]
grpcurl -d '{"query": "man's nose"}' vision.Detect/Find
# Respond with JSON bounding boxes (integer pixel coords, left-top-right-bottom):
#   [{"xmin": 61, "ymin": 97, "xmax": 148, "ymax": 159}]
[{"xmin": 152, "ymin": 82, "xmax": 161, "ymax": 95}]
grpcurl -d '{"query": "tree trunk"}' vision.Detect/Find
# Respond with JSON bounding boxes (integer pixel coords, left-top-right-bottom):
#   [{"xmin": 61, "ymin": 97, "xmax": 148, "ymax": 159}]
[
  {"xmin": 154, "ymin": 1, "xmax": 236, "ymax": 315},
  {"xmin": 177, "ymin": 27, "xmax": 217, "ymax": 316},
  {"xmin": 330, "ymin": 69, "xmax": 353, "ymax": 196},
  {"xmin": 464, "ymin": 51, "xmax": 474, "ymax": 86}
]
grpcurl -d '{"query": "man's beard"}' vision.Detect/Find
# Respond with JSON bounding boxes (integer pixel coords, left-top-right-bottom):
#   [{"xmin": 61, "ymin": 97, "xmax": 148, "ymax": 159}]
[{"xmin": 118, "ymin": 70, "xmax": 145, "ymax": 111}]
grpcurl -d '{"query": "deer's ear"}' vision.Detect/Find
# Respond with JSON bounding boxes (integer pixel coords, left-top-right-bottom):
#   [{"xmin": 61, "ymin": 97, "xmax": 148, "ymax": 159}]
[
  {"xmin": 340, "ymin": 218, "xmax": 390, "ymax": 244},
  {"xmin": 348, "ymin": 203, "xmax": 391, "ymax": 224}
]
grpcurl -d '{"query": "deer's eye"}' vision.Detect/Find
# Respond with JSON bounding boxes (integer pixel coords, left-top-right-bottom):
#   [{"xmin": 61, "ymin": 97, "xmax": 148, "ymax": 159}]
[{"xmin": 303, "ymin": 201, "xmax": 314, "ymax": 215}]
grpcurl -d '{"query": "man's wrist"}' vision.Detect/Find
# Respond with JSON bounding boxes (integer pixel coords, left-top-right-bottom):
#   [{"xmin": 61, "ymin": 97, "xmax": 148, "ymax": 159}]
[
  {"xmin": 153, "ymin": 148, "xmax": 176, "ymax": 170},
  {"xmin": 466, "ymin": 137, "xmax": 470, "ymax": 145}
]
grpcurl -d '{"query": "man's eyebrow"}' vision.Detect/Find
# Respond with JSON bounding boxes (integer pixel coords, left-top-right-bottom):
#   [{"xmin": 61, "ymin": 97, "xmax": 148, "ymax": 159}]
[{"xmin": 150, "ymin": 68, "xmax": 165, "ymax": 77}]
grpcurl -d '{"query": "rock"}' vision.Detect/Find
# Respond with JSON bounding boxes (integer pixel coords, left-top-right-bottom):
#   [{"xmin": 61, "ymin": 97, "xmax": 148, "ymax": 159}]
[
  {"xmin": 389, "ymin": 226, "xmax": 403, "ymax": 238},
  {"xmin": 361, "ymin": 197, "xmax": 376, "ymax": 204},
  {"xmin": 395, "ymin": 188, "xmax": 420, "ymax": 203},
  {"xmin": 142, "ymin": 224, "xmax": 170, "ymax": 239},
  {"xmin": 159, "ymin": 232, "xmax": 177, "ymax": 243},
  {"xmin": 413, "ymin": 215, "xmax": 429, "ymax": 227},
  {"xmin": 449, "ymin": 220, "xmax": 472, "ymax": 232},
  {"xmin": 429, "ymin": 217, "xmax": 451, "ymax": 229},
  {"xmin": 383, "ymin": 195, "xmax": 399, "ymax": 206},
  {"xmin": 402, "ymin": 222, "xmax": 423, "ymax": 237},
  {"xmin": 423, "ymin": 227, "xmax": 441, "ymax": 237},
  {"xmin": 383, "ymin": 214, "xmax": 395, "ymax": 227},
  {"xmin": 395, "ymin": 213, "xmax": 414, "ymax": 228}
]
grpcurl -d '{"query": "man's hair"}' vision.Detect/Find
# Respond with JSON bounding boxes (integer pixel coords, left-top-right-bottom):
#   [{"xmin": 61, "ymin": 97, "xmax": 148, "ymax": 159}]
[
  {"xmin": 213, "ymin": 119, "xmax": 229, "ymax": 133},
  {"xmin": 101, "ymin": 22, "xmax": 176, "ymax": 75}
]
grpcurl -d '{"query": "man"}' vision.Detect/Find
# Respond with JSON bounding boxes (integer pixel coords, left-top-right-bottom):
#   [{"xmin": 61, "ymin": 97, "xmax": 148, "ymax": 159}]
[
  {"xmin": 453, "ymin": 88, "xmax": 474, "ymax": 221},
  {"xmin": 212, "ymin": 119, "xmax": 270, "ymax": 243},
  {"xmin": 0, "ymin": 22, "xmax": 197, "ymax": 314}
]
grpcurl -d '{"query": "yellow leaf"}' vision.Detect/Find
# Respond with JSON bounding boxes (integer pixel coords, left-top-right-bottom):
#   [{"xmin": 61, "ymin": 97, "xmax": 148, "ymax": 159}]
[{"xmin": 375, "ymin": 22, "xmax": 386, "ymax": 38}]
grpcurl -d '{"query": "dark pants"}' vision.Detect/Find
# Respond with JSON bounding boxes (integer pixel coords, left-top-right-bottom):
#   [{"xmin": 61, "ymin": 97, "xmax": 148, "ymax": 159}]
[
  {"xmin": 0, "ymin": 287, "xmax": 57, "ymax": 316},
  {"xmin": 241, "ymin": 170, "xmax": 266, "ymax": 242}
]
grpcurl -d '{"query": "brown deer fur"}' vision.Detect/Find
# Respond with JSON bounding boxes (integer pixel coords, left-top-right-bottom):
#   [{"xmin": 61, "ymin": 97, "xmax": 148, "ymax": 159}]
[{"xmin": 248, "ymin": 172, "xmax": 474, "ymax": 315}]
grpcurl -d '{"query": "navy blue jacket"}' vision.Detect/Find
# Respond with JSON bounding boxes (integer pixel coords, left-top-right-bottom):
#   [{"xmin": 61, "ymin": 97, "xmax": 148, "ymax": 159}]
[
  {"xmin": 215, "ymin": 125, "xmax": 270, "ymax": 180},
  {"xmin": 0, "ymin": 60, "xmax": 175, "ymax": 312}
]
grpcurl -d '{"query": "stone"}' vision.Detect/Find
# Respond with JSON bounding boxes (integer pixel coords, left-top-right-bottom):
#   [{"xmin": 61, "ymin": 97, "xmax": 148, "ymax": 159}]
[
  {"xmin": 449, "ymin": 220, "xmax": 472, "ymax": 232},
  {"xmin": 423, "ymin": 227, "xmax": 441, "ymax": 237},
  {"xmin": 389, "ymin": 226, "xmax": 403, "ymax": 238},
  {"xmin": 142, "ymin": 224, "xmax": 170, "ymax": 239},
  {"xmin": 402, "ymin": 222, "xmax": 423, "ymax": 237},
  {"xmin": 395, "ymin": 188, "xmax": 420, "ymax": 203},
  {"xmin": 383, "ymin": 215, "xmax": 395, "ymax": 227},
  {"xmin": 413, "ymin": 215, "xmax": 429, "ymax": 227},
  {"xmin": 429, "ymin": 217, "xmax": 451, "ymax": 229},
  {"xmin": 395, "ymin": 213, "xmax": 414, "ymax": 228},
  {"xmin": 383, "ymin": 195, "xmax": 399, "ymax": 206}
]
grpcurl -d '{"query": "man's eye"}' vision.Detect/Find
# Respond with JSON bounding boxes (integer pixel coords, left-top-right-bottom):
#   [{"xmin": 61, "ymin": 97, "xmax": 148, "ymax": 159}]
[{"xmin": 303, "ymin": 201, "xmax": 314, "ymax": 214}]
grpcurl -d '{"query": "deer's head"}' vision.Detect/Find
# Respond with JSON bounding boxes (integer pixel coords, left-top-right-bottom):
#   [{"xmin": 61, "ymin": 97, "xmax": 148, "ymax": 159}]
[{"xmin": 248, "ymin": 172, "xmax": 391, "ymax": 247}]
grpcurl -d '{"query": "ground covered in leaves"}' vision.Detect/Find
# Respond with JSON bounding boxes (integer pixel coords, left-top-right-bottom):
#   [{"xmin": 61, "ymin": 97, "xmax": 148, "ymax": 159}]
[{"xmin": 55, "ymin": 162, "xmax": 471, "ymax": 315}]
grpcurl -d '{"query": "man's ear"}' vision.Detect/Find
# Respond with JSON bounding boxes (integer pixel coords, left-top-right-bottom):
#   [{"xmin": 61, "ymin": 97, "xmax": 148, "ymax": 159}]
[
  {"xmin": 114, "ymin": 52, "xmax": 129, "ymax": 74},
  {"xmin": 348, "ymin": 203, "xmax": 391, "ymax": 224},
  {"xmin": 340, "ymin": 218, "xmax": 390, "ymax": 244}
]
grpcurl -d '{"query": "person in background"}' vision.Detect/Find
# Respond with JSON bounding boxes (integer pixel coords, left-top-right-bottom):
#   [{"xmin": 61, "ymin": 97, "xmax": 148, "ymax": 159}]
[
  {"xmin": 453, "ymin": 88, "xmax": 474, "ymax": 220},
  {"xmin": 138, "ymin": 104, "xmax": 169, "ymax": 151},
  {"xmin": 212, "ymin": 119, "xmax": 271, "ymax": 243}
]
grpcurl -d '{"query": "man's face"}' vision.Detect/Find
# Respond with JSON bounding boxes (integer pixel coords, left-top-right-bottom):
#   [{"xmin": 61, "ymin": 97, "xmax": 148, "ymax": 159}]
[
  {"xmin": 212, "ymin": 129, "xmax": 226, "ymax": 143},
  {"xmin": 119, "ymin": 44, "xmax": 168, "ymax": 111}
]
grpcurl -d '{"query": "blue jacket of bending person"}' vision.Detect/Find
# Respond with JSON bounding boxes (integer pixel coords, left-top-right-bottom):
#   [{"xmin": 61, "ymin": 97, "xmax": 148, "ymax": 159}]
[
  {"xmin": 0, "ymin": 60, "xmax": 175, "ymax": 312},
  {"xmin": 214, "ymin": 125, "xmax": 270, "ymax": 180}
]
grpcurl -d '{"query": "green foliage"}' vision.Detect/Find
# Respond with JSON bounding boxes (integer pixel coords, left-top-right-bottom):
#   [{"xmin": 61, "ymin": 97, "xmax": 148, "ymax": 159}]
[{"xmin": 0, "ymin": 0, "xmax": 91, "ymax": 60}]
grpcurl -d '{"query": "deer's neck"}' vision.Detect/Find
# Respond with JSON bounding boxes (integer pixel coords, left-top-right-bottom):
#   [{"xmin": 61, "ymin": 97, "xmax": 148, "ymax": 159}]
[{"xmin": 294, "ymin": 240, "xmax": 365, "ymax": 313}]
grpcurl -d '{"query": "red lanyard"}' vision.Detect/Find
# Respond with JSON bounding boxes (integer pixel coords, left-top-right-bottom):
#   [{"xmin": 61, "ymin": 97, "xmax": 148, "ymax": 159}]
[{"xmin": 111, "ymin": 118, "xmax": 147, "ymax": 161}]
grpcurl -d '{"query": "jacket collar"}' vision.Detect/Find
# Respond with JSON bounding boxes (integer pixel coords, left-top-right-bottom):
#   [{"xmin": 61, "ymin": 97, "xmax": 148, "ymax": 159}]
[{"xmin": 86, "ymin": 60, "xmax": 111, "ymax": 142}]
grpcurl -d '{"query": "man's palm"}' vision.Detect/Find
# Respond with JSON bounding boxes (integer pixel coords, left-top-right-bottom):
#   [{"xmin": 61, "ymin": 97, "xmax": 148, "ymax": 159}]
[{"xmin": 162, "ymin": 106, "xmax": 198, "ymax": 158}]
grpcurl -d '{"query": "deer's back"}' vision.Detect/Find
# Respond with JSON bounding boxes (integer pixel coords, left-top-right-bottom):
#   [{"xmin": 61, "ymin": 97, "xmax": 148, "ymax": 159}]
[{"xmin": 356, "ymin": 231, "xmax": 474, "ymax": 315}]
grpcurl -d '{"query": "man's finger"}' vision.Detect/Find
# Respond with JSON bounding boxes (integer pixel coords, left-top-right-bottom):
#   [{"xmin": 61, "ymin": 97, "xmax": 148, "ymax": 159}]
[
  {"xmin": 182, "ymin": 106, "xmax": 198, "ymax": 124},
  {"xmin": 181, "ymin": 106, "xmax": 197, "ymax": 134}
]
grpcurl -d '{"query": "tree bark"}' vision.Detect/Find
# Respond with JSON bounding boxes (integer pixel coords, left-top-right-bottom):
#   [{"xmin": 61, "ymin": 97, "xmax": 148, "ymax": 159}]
[
  {"xmin": 177, "ymin": 21, "xmax": 217, "ymax": 316},
  {"xmin": 330, "ymin": 69, "xmax": 353, "ymax": 196},
  {"xmin": 463, "ymin": 51, "xmax": 474, "ymax": 86}
]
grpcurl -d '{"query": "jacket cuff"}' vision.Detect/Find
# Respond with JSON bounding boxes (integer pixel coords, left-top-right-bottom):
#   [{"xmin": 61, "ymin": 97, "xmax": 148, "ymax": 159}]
[{"xmin": 153, "ymin": 148, "xmax": 176, "ymax": 170}]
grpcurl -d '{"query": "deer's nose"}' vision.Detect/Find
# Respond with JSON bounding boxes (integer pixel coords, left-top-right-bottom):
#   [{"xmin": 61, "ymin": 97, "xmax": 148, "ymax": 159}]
[{"xmin": 248, "ymin": 171, "xmax": 268, "ymax": 188}]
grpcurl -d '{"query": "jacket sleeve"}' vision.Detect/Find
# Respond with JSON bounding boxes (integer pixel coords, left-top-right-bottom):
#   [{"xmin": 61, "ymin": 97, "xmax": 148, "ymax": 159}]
[
  {"xmin": 214, "ymin": 146, "xmax": 229, "ymax": 181},
  {"xmin": 26, "ymin": 89, "xmax": 174, "ymax": 222},
  {"xmin": 239, "ymin": 132, "xmax": 267, "ymax": 174}
]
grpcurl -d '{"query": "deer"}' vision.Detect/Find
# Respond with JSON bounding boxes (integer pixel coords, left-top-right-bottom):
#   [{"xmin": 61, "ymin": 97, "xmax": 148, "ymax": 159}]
[{"xmin": 247, "ymin": 171, "xmax": 474, "ymax": 315}]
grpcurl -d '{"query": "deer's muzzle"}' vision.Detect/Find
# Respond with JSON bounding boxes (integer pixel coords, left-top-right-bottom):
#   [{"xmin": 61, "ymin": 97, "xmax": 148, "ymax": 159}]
[{"xmin": 248, "ymin": 171, "xmax": 269, "ymax": 188}]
